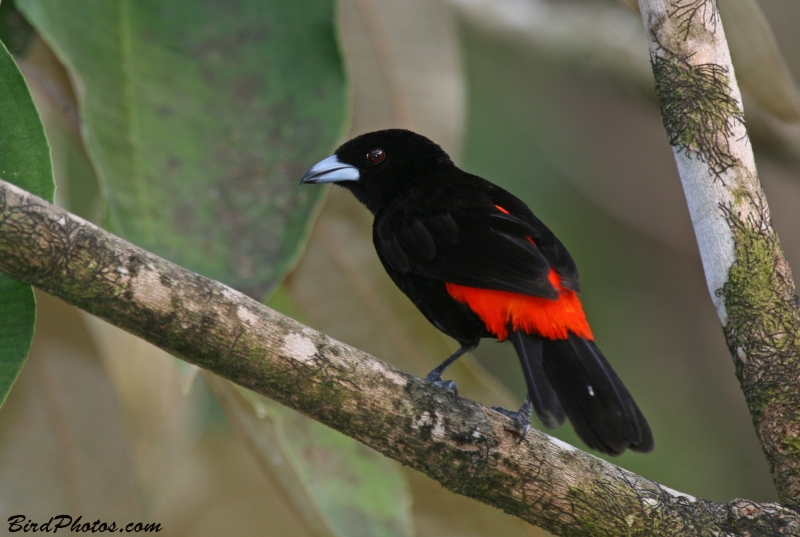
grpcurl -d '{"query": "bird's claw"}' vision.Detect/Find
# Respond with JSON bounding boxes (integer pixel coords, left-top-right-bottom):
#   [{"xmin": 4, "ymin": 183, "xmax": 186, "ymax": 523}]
[
  {"xmin": 492, "ymin": 404, "xmax": 531, "ymax": 443},
  {"xmin": 425, "ymin": 373, "xmax": 459, "ymax": 400}
]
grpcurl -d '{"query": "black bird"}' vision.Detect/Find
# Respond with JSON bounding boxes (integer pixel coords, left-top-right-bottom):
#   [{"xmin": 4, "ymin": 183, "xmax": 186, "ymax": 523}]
[{"xmin": 301, "ymin": 129, "xmax": 653, "ymax": 456}]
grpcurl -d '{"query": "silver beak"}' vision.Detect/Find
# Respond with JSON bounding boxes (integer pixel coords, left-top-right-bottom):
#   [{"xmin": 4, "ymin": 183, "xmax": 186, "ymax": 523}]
[{"xmin": 301, "ymin": 155, "xmax": 360, "ymax": 184}]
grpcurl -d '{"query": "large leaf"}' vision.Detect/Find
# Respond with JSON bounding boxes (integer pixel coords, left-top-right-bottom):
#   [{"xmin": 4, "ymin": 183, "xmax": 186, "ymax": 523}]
[
  {"xmin": 0, "ymin": 38, "xmax": 55, "ymax": 408},
  {"xmin": 18, "ymin": 0, "xmax": 346, "ymax": 300}
]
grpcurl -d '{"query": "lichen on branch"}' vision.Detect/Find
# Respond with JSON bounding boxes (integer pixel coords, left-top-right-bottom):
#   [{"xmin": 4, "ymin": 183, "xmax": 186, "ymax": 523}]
[
  {"xmin": 651, "ymin": 41, "xmax": 745, "ymax": 179},
  {"xmin": 719, "ymin": 192, "xmax": 800, "ymax": 509}
]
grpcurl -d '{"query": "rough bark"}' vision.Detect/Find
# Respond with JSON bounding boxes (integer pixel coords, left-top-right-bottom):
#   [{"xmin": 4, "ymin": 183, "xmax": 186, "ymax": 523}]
[
  {"xmin": 0, "ymin": 181, "xmax": 798, "ymax": 535},
  {"xmin": 638, "ymin": 0, "xmax": 800, "ymax": 509}
]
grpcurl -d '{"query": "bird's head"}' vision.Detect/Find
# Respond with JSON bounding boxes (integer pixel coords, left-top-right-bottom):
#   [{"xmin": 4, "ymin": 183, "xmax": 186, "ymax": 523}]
[{"xmin": 301, "ymin": 129, "xmax": 453, "ymax": 214}]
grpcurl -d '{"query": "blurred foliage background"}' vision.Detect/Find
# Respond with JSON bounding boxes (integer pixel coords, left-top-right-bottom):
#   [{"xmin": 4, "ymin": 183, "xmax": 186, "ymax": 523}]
[{"xmin": 1, "ymin": 0, "xmax": 799, "ymax": 535}]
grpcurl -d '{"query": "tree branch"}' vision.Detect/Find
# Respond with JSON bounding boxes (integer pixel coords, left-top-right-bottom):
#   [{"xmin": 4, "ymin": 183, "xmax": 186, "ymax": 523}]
[
  {"xmin": 0, "ymin": 182, "xmax": 798, "ymax": 535},
  {"xmin": 638, "ymin": 0, "xmax": 800, "ymax": 509}
]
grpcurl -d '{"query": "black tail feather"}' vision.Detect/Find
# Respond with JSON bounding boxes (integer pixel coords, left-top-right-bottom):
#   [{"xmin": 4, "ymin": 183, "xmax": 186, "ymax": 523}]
[
  {"xmin": 538, "ymin": 333, "xmax": 653, "ymax": 456},
  {"xmin": 508, "ymin": 330, "xmax": 565, "ymax": 429}
]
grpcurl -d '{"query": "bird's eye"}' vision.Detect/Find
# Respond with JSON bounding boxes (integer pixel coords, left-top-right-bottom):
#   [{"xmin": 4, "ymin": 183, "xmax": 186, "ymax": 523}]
[{"xmin": 368, "ymin": 148, "xmax": 385, "ymax": 163}]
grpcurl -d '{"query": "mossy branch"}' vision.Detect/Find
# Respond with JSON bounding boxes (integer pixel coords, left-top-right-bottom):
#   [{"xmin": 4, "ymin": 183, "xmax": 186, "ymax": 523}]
[
  {"xmin": 638, "ymin": 0, "xmax": 800, "ymax": 508},
  {"xmin": 1, "ymin": 183, "xmax": 799, "ymax": 536}
]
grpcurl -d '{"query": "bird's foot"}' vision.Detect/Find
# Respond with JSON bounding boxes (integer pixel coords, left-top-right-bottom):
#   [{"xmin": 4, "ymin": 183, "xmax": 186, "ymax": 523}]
[
  {"xmin": 492, "ymin": 398, "xmax": 533, "ymax": 443},
  {"xmin": 425, "ymin": 371, "xmax": 459, "ymax": 400}
]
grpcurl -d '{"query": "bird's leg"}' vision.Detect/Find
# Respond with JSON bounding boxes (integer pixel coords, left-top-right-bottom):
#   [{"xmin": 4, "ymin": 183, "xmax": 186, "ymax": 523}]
[
  {"xmin": 492, "ymin": 396, "xmax": 532, "ymax": 441},
  {"xmin": 424, "ymin": 342, "xmax": 477, "ymax": 399}
]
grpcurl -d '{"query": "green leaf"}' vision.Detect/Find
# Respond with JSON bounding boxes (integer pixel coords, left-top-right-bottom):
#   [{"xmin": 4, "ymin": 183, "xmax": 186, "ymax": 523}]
[
  {"xmin": 0, "ymin": 39, "xmax": 55, "ymax": 408},
  {"xmin": 18, "ymin": 0, "xmax": 346, "ymax": 300},
  {"xmin": 0, "ymin": 40, "xmax": 54, "ymax": 201},
  {"xmin": 0, "ymin": 275, "xmax": 34, "ymax": 408}
]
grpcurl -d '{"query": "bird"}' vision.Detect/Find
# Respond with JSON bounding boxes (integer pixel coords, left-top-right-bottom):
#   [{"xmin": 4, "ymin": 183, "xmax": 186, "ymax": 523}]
[{"xmin": 301, "ymin": 129, "xmax": 654, "ymax": 456}]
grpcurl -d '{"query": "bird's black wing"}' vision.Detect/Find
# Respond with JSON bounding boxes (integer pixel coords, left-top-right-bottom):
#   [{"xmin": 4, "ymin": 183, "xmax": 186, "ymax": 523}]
[
  {"xmin": 374, "ymin": 194, "xmax": 574, "ymax": 299},
  {"xmin": 489, "ymin": 182, "xmax": 581, "ymax": 292}
]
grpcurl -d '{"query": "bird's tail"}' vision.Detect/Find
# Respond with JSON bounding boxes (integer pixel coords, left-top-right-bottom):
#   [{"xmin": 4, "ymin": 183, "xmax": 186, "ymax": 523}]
[
  {"xmin": 512, "ymin": 329, "xmax": 654, "ymax": 456},
  {"xmin": 508, "ymin": 329, "xmax": 565, "ymax": 429}
]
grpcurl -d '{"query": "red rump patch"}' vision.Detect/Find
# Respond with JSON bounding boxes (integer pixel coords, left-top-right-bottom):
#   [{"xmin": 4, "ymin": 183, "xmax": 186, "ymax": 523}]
[{"xmin": 446, "ymin": 269, "xmax": 594, "ymax": 341}]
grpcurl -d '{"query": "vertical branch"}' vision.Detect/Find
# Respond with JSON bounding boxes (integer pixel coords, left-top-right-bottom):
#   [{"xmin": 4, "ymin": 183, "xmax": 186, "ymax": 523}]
[{"xmin": 637, "ymin": 0, "xmax": 800, "ymax": 508}]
